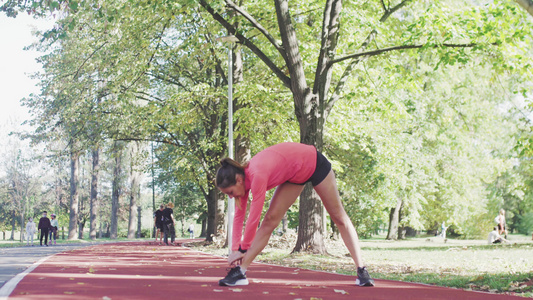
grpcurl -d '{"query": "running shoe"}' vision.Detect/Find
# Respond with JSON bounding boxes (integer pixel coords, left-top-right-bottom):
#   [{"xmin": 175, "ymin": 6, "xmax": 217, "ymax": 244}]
[
  {"xmin": 219, "ymin": 266, "xmax": 249, "ymax": 286},
  {"xmin": 355, "ymin": 266, "xmax": 375, "ymax": 287}
]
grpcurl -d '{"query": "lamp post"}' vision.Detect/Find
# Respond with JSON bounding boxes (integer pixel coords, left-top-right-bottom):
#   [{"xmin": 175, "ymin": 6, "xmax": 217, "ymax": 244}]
[{"xmin": 217, "ymin": 35, "xmax": 239, "ymax": 254}]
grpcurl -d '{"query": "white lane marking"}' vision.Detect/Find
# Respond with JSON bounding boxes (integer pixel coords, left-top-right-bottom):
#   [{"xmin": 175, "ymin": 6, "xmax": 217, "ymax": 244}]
[{"xmin": 0, "ymin": 255, "xmax": 51, "ymax": 299}]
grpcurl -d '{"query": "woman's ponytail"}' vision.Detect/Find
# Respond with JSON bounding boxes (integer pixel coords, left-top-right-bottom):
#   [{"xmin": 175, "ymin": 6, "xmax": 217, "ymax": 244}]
[{"xmin": 216, "ymin": 158, "xmax": 247, "ymax": 188}]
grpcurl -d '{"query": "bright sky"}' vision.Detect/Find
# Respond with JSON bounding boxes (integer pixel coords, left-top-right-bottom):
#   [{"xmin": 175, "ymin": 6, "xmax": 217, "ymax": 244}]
[
  {"xmin": 0, "ymin": 13, "xmax": 54, "ymax": 175},
  {"xmin": 0, "ymin": 13, "xmax": 54, "ymax": 135}
]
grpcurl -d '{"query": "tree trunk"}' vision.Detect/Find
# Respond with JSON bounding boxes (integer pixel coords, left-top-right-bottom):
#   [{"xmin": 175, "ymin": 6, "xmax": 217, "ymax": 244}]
[
  {"xmin": 330, "ymin": 217, "xmax": 339, "ymax": 239},
  {"xmin": 200, "ymin": 216, "xmax": 207, "ymax": 237},
  {"xmin": 293, "ymin": 93, "xmax": 327, "ymax": 254},
  {"xmin": 128, "ymin": 142, "xmax": 142, "ymax": 239},
  {"xmin": 89, "ymin": 147, "xmax": 100, "ymax": 240},
  {"xmin": 137, "ymin": 205, "xmax": 142, "ymax": 238},
  {"xmin": 128, "ymin": 171, "xmax": 141, "ymax": 239},
  {"xmin": 20, "ymin": 212, "xmax": 24, "ymax": 242},
  {"xmin": 10, "ymin": 210, "xmax": 15, "ymax": 240},
  {"xmin": 281, "ymin": 212, "xmax": 288, "ymax": 233},
  {"xmin": 110, "ymin": 141, "xmax": 124, "ymax": 239},
  {"xmin": 68, "ymin": 148, "xmax": 80, "ymax": 240},
  {"xmin": 516, "ymin": 0, "xmax": 533, "ymax": 17},
  {"xmin": 78, "ymin": 221, "xmax": 85, "ymax": 239},
  {"xmin": 216, "ymin": 189, "xmax": 226, "ymax": 236},
  {"xmin": 206, "ymin": 187, "xmax": 217, "ymax": 242},
  {"xmin": 293, "ymin": 183, "xmax": 326, "ymax": 253},
  {"xmin": 386, "ymin": 198, "xmax": 403, "ymax": 240}
]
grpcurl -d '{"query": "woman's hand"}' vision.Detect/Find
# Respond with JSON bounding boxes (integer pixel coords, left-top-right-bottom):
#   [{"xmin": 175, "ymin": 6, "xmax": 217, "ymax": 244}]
[{"xmin": 228, "ymin": 251, "xmax": 245, "ymax": 267}]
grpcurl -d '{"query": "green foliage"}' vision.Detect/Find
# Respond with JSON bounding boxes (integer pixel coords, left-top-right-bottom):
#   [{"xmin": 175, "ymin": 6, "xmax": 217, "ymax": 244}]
[{"xmin": 517, "ymin": 212, "xmax": 533, "ymax": 235}]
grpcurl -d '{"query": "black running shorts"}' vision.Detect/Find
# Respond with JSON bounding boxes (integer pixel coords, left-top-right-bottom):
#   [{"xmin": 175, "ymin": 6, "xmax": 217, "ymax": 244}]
[{"xmin": 294, "ymin": 149, "xmax": 332, "ymax": 187}]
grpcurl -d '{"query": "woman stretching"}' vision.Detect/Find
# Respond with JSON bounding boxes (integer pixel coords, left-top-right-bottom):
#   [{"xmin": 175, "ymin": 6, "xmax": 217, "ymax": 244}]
[{"xmin": 216, "ymin": 142, "xmax": 374, "ymax": 287}]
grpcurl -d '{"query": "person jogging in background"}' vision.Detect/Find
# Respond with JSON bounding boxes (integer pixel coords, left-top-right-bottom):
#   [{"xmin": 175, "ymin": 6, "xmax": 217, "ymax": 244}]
[
  {"xmin": 38, "ymin": 211, "xmax": 51, "ymax": 246},
  {"xmin": 154, "ymin": 204, "xmax": 165, "ymax": 245},
  {"xmin": 216, "ymin": 142, "xmax": 375, "ymax": 287}
]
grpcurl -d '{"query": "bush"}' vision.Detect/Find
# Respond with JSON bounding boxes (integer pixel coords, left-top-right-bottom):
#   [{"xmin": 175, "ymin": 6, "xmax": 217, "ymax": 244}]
[{"xmin": 517, "ymin": 212, "xmax": 533, "ymax": 235}]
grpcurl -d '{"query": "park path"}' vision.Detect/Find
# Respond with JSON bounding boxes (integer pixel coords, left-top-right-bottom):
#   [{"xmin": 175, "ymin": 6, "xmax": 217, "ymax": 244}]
[
  {"xmin": 2, "ymin": 240, "xmax": 523, "ymax": 300},
  {"xmin": 0, "ymin": 242, "xmax": 109, "ymax": 290}
]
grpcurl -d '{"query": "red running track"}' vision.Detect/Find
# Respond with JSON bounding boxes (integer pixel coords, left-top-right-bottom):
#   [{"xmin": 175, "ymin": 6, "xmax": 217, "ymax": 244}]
[{"xmin": 7, "ymin": 241, "xmax": 522, "ymax": 300}]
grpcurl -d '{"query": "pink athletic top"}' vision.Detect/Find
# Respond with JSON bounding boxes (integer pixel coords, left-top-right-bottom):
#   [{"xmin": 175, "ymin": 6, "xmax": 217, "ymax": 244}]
[{"xmin": 232, "ymin": 142, "xmax": 317, "ymax": 251}]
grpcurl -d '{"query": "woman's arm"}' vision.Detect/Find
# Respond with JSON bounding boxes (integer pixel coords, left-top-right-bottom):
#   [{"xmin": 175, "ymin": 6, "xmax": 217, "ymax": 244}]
[
  {"xmin": 232, "ymin": 192, "xmax": 249, "ymax": 251},
  {"xmin": 239, "ymin": 176, "xmax": 268, "ymax": 251}
]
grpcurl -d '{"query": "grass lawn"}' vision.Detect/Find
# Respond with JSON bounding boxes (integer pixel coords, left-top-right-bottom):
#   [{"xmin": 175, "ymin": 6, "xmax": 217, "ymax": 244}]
[{"xmin": 194, "ymin": 232, "xmax": 533, "ymax": 298}]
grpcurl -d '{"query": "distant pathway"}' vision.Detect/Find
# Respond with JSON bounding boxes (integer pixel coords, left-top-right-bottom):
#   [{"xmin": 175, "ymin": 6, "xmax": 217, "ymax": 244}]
[
  {"xmin": 0, "ymin": 242, "xmax": 105, "ymax": 290},
  {"xmin": 1, "ymin": 240, "xmax": 523, "ymax": 299}
]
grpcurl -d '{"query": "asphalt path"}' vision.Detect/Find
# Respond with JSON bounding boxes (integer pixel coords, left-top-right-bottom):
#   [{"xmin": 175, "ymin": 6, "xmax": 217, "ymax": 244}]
[{"xmin": 0, "ymin": 242, "xmax": 105, "ymax": 289}]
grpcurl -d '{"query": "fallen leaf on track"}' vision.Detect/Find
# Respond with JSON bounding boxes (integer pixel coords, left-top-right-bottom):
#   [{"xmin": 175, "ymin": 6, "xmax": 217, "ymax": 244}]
[{"xmin": 334, "ymin": 289, "xmax": 349, "ymax": 295}]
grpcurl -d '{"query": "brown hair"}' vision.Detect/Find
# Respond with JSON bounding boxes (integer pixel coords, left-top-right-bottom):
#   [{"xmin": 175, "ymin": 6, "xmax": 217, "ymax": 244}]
[{"xmin": 216, "ymin": 158, "xmax": 247, "ymax": 188}]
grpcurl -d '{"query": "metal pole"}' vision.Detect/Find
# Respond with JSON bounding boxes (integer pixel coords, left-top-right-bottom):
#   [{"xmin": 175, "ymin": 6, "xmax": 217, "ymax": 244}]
[
  {"xmin": 227, "ymin": 44, "xmax": 235, "ymax": 254},
  {"xmin": 151, "ymin": 141, "xmax": 156, "ymax": 239}
]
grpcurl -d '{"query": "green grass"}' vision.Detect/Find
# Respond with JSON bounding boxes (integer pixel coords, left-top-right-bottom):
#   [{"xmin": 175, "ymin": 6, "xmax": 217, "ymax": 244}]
[{"xmin": 193, "ymin": 234, "xmax": 533, "ymax": 297}]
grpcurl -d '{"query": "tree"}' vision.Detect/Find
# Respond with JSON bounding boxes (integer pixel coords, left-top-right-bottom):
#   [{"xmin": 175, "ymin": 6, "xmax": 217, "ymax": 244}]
[{"xmin": 197, "ymin": 0, "xmax": 530, "ymax": 251}]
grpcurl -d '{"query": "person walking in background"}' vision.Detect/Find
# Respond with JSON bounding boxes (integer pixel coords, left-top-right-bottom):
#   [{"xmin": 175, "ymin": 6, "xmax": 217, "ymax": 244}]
[
  {"xmin": 162, "ymin": 202, "xmax": 176, "ymax": 246},
  {"xmin": 154, "ymin": 204, "xmax": 165, "ymax": 245},
  {"xmin": 440, "ymin": 221, "xmax": 448, "ymax": 239},
  {"xmin": 38, "ymin": 211, "xmax": 51, "ymax": 246},
  {"xmin": 49, "ymin": 214, "xmax": 59, "ymax": 245},
  {"xmin": 495, "ymin": 209, "xmax": 508, "ymax": 238},
  {"xmin": 188, "ymin": 223, "xmax": 195, "ymax": 239},
  {"xmin": 25, "ymin": 217, "xmax": 36, "ymax": 246}
]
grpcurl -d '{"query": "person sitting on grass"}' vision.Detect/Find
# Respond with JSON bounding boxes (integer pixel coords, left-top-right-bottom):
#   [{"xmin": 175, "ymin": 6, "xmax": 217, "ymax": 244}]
[
  {"xmin": 215, "ymin": 142, "xmax": 374, "ymax": 287},
  {"xmin": 488, "ymin": 226, "xmax": 509, "ymax": 244}
]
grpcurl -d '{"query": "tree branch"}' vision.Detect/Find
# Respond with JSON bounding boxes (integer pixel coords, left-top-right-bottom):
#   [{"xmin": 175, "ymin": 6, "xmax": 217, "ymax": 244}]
[
  {"xmin": 74, "ymin": 42, "xmax": 107, "ymax": 80},
  {"xmin": 380, "ymin": 0, "xmax": 412, "ymax": 22},
  {"xmin": 326, "ymin": 30, "xmax": 376, "ymax": 115},
  {"xmin": 330, "ymin": 42, "xmax": 477, "ymax": 65},
  {"xmin": 313, "ymin": 0, "xmax": 342, "ymax": 98},
  {"xmin": 199, "ymin": 0, "xmax": 291, "ymax": 88},
  {"xmin": 225, "ymin": 0, "xmax": 287, "ymax": 61},
  {"xmin": 275, "ymin": 0, "xmax": 308, "ymax": 95},
  {"xmin": 325, "ymin": 0, "xmax": 413, "ymax": 116}
]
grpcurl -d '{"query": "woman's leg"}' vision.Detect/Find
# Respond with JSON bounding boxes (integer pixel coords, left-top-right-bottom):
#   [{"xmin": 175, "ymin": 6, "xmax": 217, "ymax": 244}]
[
  {"xmin": 314, "ymin": 170, "xmax": 364, "ymax": 267},
  {"xmin": 240, "ymin": 182, "xmax": 304, "ymax": 270}
]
